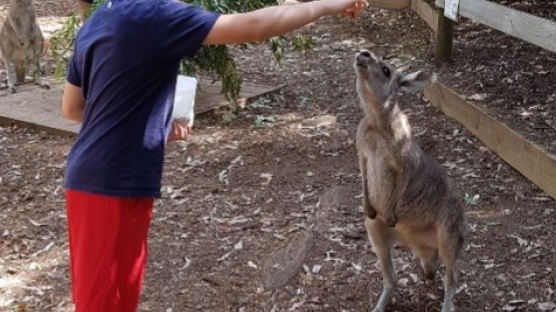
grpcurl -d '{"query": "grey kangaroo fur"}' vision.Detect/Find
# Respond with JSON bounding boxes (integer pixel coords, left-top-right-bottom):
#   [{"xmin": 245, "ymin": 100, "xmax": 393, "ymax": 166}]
[
  {"xmin": 0, "ymin": 0, "xmax": 48, "ymax": 93},
  {"xmin": 354, "ymin": 50, "xmax": 466, "ymax": 312}
]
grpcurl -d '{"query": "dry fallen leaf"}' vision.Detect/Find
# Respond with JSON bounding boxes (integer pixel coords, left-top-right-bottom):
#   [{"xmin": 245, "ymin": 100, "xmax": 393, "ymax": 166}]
[
  {"xmin": 260, "ymin": 173, "xmax": 273, "ymax": 185},
  {"xmin": 247, "ymin": 261, "xmax": 258, "ymax": 269},
  {"xmin": 351, "ymin": 263, "xmax": 362, "ymax": 272},
  {"xmin": 537, "ymin": 302, "xmax": 556, "ymax": 311},
  {"xmin": 467, "ymin": 93, "xmax": 488, "ymax": 101},
  {"xmin": 312, "ymin": 265, "xmax": 322, "ymax": 274}
]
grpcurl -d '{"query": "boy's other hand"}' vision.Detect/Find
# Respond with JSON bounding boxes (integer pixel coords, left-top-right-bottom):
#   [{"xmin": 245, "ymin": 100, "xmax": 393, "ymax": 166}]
[
  {"xmin": 326, "ymin": 0, "xmax": 369, "ymax": 18},
  {"xmin": 168, "ymin": 120, "xmax": 192, "ymax": 142}
]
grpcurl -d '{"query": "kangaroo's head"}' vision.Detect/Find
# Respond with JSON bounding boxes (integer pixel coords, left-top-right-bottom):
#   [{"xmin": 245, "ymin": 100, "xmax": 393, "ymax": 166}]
[
  {"xmin": 12, "ymin": 0, "xmax": 35, "ymax": 9},
  {"xmin": 8, "ymin": 0, "xmax": 37, "ymax": 47},
  {"xmin": 354, "ymin": 50, "xmax": 433, "ymax": 105}
]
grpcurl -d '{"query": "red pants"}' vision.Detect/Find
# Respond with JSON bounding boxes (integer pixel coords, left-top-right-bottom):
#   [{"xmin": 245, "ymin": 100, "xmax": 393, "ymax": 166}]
[{"xmin": 66, "ymin": 190, "xmax": 153, "ymax": 312}]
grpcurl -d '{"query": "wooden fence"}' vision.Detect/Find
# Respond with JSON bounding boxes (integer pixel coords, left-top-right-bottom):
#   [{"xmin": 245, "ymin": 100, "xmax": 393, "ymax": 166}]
[
  {"xmin": 372, "ymin": 0, "xmax": 556, "ymax": 62},
  {"xmin": 435, "ymin": 0, "xmax": 556, "ymax": 54}
]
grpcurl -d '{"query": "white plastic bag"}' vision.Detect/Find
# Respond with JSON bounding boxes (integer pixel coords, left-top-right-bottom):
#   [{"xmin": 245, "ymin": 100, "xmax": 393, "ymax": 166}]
[{"xmin": 172, "ymin": 75, "xmax": 197, "ymax": 127}]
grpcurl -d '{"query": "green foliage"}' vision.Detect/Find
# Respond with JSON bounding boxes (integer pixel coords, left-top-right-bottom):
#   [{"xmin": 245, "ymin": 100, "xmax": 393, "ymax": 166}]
[
  {"xmin": 181, "ymin": 45, "xmax": 241, "ymax": 101},
  {"xmin": 188, "ymin": 0, "xmax": 277, "ymax": 13},
  {"xmin": 291, "ymin": 34, "xmax": 314, "ymax": 52},
  {"xmin": 50, "ymin": 0, "xmax": 311, "ymax": 101},
  {"xmin": 49, "ymin": 15, "xmax": 81, "ymax": 79},
  {"xmin": 254, "ymin": 115, "xmax": 276, "ymax": 127},
  {"xmin": 268, "ymin": 37, "xmax": 286, "ymax": 64},
  {"xmin": 464, "ymin": 193, "xmax": 479, "ymax": 206},
  {"xmin": 299, "ymin": 95, "xmax": 316, "ymax": 106},
  {"xmin": 217, "ymin": 110, "xmax": 236, "ymax": 125}
]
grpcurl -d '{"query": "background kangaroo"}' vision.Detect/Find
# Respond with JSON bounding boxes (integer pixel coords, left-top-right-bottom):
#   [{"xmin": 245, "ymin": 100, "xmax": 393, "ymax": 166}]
[
  {"xmin": 0, "ymin": 0, "xmax": 47, "ymax": 93},
  {"xmin": 354, "ymin": 50, "xmax": 466, "ymax": 312}
]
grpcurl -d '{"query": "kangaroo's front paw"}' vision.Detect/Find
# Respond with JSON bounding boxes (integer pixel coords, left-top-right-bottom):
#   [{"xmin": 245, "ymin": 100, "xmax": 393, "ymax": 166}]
[
  {"xmin": 365, "ymin": 206, "xmax": 377, "ymax": 219},
  {"xmin": 386, "ymin": 215, "xmax": 397, "ymax": 227}
]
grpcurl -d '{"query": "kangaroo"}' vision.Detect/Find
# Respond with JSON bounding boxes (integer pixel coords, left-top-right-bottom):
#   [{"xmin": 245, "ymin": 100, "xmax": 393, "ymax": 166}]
[
  {"xmin": 354, "ymin": 50, "xmax": 466, "ymax": 312},
  {"xmin": 0, "ymin": 0, "xmax": 48, "ymax": 93}
]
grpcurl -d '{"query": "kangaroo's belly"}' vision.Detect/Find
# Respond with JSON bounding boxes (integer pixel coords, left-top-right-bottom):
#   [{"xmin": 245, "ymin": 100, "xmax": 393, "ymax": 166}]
[
  {"xmin": 3, "ymin": 38, "xmax": 27, "ymax": 62},
  {"xmin": 12, "ymin": 47, "xmax": 27, "ymax": 62},
  {"xmin": 394, "ymin": 221, "xmax": 439, "ymax": 249}
]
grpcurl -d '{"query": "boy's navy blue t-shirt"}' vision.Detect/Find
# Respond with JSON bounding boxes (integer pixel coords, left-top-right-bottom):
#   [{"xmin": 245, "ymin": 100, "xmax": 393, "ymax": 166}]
[{"xmin": 65, "ymin": 0, "xmax": 219, "ymax": 198}]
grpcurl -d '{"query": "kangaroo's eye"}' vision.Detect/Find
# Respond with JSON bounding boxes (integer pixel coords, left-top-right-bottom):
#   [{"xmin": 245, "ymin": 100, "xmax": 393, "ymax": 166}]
[{"xmin": 381, "ymin": 65, "xmax": 391, "ymax": 78}]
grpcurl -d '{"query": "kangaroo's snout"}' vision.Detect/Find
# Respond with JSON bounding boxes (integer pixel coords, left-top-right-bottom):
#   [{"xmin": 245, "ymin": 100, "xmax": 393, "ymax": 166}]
[
  {"xmin": 356, "ymin": 50, "xmax": 375, "ymax": 67},
  {"xmin": 358, "ymin": 50, "xmax": 372, "ymax": 59}
]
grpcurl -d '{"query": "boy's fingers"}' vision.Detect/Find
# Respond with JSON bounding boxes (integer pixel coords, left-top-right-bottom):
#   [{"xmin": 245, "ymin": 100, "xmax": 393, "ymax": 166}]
[
  {"xmin": 172, "ymin": 126, "xmax": 179, "ymax": 141},
  {"xmin": 356, "ymin": 2, "xmax": 366, "ymax": 11},
  {"xmin": 179, "ymin": 126, "xmax": 186, "ymax": 140},
  {"xmin": 343, "ymin": 1, "xmax": 367, "ymax": 18},
  {"xmin": 344, "ymin": 8, "xmax": 360, "ymax": 18},
  {"xmin": 356, "ymin": 6, "xmax": 364, "ymax": 15},
  {"xmin": 168, "ymin": 130, "xmax": 176, "ymax": 142},
  {"xmin": 357, "ymin": 1, "xmax": 368, "ymax": 11}
]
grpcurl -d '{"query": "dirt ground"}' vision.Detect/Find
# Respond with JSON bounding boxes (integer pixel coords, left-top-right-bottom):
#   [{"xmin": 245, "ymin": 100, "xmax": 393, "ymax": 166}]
[{"xmin": 1, "ymin": 1, "xmax": 556, "ymax": 312}]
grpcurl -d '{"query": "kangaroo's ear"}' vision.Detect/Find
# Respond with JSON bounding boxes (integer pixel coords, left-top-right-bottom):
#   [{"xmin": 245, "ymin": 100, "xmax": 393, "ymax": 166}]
[{"xmin": 399, "ymin": 71, "xmax": 435, "ymax": 93}]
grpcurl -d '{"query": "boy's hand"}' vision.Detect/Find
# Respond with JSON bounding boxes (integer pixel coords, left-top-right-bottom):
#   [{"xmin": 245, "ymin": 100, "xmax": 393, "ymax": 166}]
[
  {"xmin": 168, "ymin": 120, "xmax": 192, "ymax": 142},
  {"xmin": 325, "ymin": 0, "xmax": 369, "ymax": 18}
]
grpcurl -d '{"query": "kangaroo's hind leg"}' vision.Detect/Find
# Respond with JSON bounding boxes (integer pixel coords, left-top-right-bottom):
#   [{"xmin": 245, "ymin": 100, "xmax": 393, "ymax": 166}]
[
  {"xmin": 4, "ymin": 58, "xmax": 16, "ymax": 93},
  {"xmin": 32, "ymin": 57, "xmax": 49, "ymax": 89},
  {"xmin": 438, "ymin": 227, "xmax": 463, "ymax": 312},
  {"xmin": 365, "ymin": 217, "xmax": 396, "ymax": 312}
]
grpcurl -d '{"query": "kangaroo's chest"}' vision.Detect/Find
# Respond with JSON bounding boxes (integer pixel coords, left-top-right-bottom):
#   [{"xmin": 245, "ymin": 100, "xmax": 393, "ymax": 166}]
[
  {"xmin": 367, "ymin": 148, "xmax": 396, "ymax": 207},
  {"xmin": 365, "ymin": 140, "xmax": 393, "ymax": 178},
  {"xmin": 4, "ymin": 15, "xmax": 42, "ymax": 62},
  {"xmin": 358, "ymin": 133, "xmax": 397, "ymax": 209}
]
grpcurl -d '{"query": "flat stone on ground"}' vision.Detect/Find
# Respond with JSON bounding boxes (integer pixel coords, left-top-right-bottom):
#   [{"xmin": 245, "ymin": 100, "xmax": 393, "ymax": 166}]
[
  {"xmin": 0, "ymin": 79, "xmax": 281, "ymax": 135},
  {"xmin": 262, "ymin": 231, "xmax": 313, "ymax": 290}
]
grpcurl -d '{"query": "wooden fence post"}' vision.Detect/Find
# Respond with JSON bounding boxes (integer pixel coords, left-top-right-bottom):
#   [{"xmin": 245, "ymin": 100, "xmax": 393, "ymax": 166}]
[{"xmin": 436, "ymin": 7, "xmax": 453, "ymax": 66}]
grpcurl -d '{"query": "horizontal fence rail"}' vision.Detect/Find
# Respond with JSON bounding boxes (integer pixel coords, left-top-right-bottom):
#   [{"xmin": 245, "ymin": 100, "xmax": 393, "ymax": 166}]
[
  {"xmin": 436, "ymin": 0, "xmax": 556, "ymax": 53},
  {"xmin": 368, "ymin": 0, "xmax": 411, "ymax": 9},
  {"xmin": 425, "ymin": 83, "xmax": 556, "ymax": 200}
]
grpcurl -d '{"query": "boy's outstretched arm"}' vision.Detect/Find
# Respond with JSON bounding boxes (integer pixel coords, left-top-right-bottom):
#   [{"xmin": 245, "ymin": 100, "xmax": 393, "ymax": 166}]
[{"xmin": 203, "ymin": 0, "xmax": 368, "ymax": 45}]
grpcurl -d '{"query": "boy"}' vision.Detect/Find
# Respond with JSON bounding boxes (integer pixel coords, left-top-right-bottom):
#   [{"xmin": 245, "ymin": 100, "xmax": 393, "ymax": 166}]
[{"xmin": 62, "ymin": 0, "xmax": 368, "ymax": 311}]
